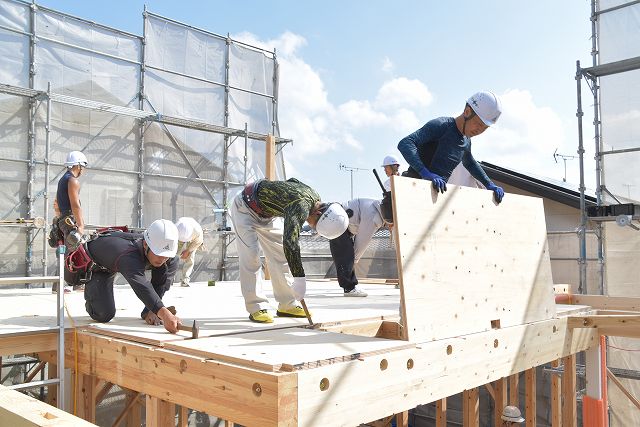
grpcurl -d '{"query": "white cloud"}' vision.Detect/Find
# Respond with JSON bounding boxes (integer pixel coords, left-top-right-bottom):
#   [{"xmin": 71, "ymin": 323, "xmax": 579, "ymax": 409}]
[{"xmin": 381, "ymin": 56, "xmax": 394, "ymax": 74}]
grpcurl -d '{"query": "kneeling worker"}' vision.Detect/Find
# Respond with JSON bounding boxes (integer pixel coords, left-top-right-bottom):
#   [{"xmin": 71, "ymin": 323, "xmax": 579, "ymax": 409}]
[
  {"xmin": 230, "ymin": 178, "xmax": 349, "ymax": 323},
  {"xmin": 66, "ymin": 219, "xmax": 181, "ymax": 334}
]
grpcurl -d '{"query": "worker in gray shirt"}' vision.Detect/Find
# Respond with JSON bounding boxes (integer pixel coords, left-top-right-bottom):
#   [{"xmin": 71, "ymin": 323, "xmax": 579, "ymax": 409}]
[{"xmin": 329, "ymin": 198, "xmax": 388, "ymax": 297}]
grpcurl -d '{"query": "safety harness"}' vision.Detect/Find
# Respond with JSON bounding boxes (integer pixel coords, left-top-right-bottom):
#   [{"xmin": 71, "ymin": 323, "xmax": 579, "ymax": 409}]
[{"xmin": 242, "ymin": 179, "xmax": 272, "ymax": 218}]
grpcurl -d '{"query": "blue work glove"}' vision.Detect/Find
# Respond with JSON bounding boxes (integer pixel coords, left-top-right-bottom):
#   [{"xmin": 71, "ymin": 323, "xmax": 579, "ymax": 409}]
[
  {"xmin": 419, "ymin": 167, "xmax": 447, "ymax": 193},
  {"xmin": 487, "ymin": 183, "xmax": 505, "ymax": 204}
]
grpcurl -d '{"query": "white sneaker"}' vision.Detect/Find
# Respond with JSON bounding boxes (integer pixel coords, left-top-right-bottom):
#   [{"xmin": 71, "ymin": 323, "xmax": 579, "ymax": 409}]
[
  {"xmin": 344, "ymin": 288, "xmax": 368, "ymax": 297},
  {"xmin": 180, "ymin": 281, "xmax": 190, "ymax": 287}
]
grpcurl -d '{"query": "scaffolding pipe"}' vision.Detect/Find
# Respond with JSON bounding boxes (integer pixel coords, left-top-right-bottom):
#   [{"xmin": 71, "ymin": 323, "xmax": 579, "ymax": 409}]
[
  {"xmin": 25, "ymin": 0, "xmax": 37, "ymax": 279},
  {"xmin": 576, "ymin": 61, "xmax": 587, "ymax": 294},
  {"xmin": 42, "ymin": 83, "xmax": 51, "ymax": 278},
  {"xmin": 219, "ymin": 34, "xmax": 232, "ymax": 281},
  {"xmin": 138, "ymin": 7, "xmax": 147, "ymax": 228},
  {"xmin": 55, "ymin": 244, "xmax": 65, "ymax": 411}
]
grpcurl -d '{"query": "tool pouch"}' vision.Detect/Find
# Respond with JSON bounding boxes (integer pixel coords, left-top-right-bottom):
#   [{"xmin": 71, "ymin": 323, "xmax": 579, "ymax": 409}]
[{"xmin": 380, "ymin": 191, "xmax": 394, "ymax": 224}]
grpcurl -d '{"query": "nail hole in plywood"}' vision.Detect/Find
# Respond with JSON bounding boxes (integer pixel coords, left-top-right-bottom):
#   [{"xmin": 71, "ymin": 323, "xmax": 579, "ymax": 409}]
[
  {"xmin": 407, "ymin": 359, "xmax": 414, "ymax": 370},
  {"xmin": 446, "ymin": 345, "xmax": 453, "ymax": 355},
  {"xmin": 380, "ymin": 359, "xmax": 388, "ymax": 371},
  {"xmin": 553, "ymin": 325, "xmax": 557, "ymax": 333},
  {"xmin": 491, "ymin": 319, "xmax": 501, "ymax": 329},
  {"xmin": 319, "ymin": 378, "xmax": 330, "ymax": 391},
  {"xmin": 494, "ymin": 339, "xmax": 499, "ymax": 348}
]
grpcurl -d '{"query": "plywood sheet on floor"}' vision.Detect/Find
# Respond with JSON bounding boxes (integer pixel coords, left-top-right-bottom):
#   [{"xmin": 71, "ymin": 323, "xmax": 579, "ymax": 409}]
[{"xmin": 163, "ymin": 327, "xmax": 414, "ymax": 371}]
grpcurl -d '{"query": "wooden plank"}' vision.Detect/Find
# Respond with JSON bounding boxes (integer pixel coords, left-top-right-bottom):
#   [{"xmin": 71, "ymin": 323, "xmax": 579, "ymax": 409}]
[
  {"xmin": 296, "ymin": 316, "xmax": 596, "ymax": 426},
  {"xmin": 164, "ymin": 328, "xmax": 414, "ymax": 372},
  {"xmin": 463, "ymin": 388, "xmax": 479, "ymax": 427},
  {"xmin": 562, "ymin": 354, "xmax": 577, "ymax": 427},
  {"xmin": 525, "ymin": 368, "xmax": 536, "ymax": 427},
  {"xmin": 494, "ymin": 378, "xmax": 507, "ymax": 427},
  {"xmin": 551, "ymin": 359, "xmax": 561, "ymax": 427},
  {"xmin": 77, "ymin": 374, "xmax": 97, "ymax": 423},
  {"xmin": 607, "ymin": 368, "xmax": 640, "ymax": 411},
  {"xmin": 178, "ymin": 405, "xmax": 188, "ymax": 427},
  {"xmin": 391, "ymin": 177, "xmax": 556, "ymax": 342},
  {"xmin": 435, "ymin": 398, "xmax": 446, "ymax": 427},
  {"xmin": 509, "ymin": 373, "xmax": 519, "ymax": 406},
  {"xmin": 571, "ymin": 294, "xmax": 640, "ymax": 311},
  {"xmin": 68, "ymin": 332, "xmax": 296, "ymax": 427},
  {"xmin": 0, "ymin": 384, "xmax": 95, "ymax": 426},
  {"xmin": 145, "ymin": 395, "xmax": 175, "ymax": 427},
  {"xmin": 0, "ymin": 332, "xmax": 58, "ymax": 356},
  {"xmin": 265, "ymin": 134, "xmax": 276, "ymax": 180},
  {"xmin": 567, "ymin": 315, "xmax": 640, "ymax": 338},
  {"xmin": 395, "ymin": 411, "xmax": 408, "ymax": 427}
]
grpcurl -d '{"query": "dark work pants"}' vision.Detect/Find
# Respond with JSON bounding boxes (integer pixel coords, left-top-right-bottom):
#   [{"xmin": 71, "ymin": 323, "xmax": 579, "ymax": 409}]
[{"xmin": 329, "ymin": 230, "xmax": 357, "ymax": 292}]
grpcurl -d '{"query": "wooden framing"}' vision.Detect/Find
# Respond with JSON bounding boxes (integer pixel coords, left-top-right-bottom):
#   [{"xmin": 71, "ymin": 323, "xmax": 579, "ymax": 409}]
[{"xmin": 4, "ymin": 179, "xmax": 640, "ymax": 426}]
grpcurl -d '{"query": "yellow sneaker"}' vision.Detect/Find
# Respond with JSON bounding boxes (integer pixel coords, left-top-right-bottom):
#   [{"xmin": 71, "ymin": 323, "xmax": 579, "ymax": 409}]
[
  {"xmin": 249, "ymin": 309, "xmax": 273, "ymax": 323},
  {"xmin": 276, "ymin": 305, "xmax": 308, "ymax": 318}
]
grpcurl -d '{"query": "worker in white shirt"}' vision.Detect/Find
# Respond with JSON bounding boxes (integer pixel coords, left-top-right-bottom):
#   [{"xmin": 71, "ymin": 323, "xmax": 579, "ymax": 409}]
[
  {"xmin": 329, "ymin": 198, "xmax": 390, "ymax": 297},
  {"xmin": 175, "ymin": 217, "xmax": 204, "ymax": 287},
  {"xmin": 381, "ymin": 155, "xmax": 401, "ymax": 191}
]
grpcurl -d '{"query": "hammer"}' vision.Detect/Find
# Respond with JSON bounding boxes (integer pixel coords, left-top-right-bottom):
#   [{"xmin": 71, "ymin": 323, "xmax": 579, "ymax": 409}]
[{"xmin": 177, "ymin": 319, "xmax": 200, "ymax": 339}]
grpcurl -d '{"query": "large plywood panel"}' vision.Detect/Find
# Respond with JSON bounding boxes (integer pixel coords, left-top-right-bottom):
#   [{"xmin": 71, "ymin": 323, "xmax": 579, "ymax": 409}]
[{"xmin": 392, "ymin": 176, "xmax": 556, "ymax": 342}]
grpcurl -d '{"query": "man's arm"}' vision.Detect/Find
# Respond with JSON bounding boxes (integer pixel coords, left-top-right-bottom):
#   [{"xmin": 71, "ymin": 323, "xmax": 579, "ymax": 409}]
[
  {"xmin": 67, "ymin": 177, "xmax": 85, "ymax": 234},
  {"xmin": 282, "ymin": 202, "xmax": 312, "ymax": 277}
]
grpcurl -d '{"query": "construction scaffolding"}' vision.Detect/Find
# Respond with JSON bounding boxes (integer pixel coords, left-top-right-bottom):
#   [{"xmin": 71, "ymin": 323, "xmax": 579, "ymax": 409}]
[
  {"xmin": 576, "ymin": 1, "xmax": 640, "ymax": 426},
  {"xmin": 0, "ymin": 0, "xmax": 289, "ymax": 283}
]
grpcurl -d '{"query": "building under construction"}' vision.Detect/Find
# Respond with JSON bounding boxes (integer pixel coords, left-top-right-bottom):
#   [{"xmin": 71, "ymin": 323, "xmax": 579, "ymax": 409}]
[{"xmin": 1, "ymin": 1, "xmax": 639, "ymax": 426}]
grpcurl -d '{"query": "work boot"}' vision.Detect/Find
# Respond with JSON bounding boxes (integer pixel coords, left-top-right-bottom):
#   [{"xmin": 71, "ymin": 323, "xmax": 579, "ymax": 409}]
[
  {"xmin": 180, "ymin": 280, "xmax": 190, "ymax": 287},
  {"xmin": 344, "ymin": 287, "xmax": 368, "ymax": 297},
  {"xmin": 276, "ymin": 305, "xmax": 307, "ymax": 318},
  {"xmin": 249, "ymin": 309, "xmax": 273, "ymax": 323}
]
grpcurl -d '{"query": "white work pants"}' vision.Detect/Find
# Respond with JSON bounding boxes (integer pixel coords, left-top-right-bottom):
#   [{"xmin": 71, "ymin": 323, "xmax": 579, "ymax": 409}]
[
  {"xmin": 230, "ymin": 193, "xmax": 297, "ymax": 314},
  {"xmin": 179, "ymin": 242, "xmax": 196, "ymax": 285}
]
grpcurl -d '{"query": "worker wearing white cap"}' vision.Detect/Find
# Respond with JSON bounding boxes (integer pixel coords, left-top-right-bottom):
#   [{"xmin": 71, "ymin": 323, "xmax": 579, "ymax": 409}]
[
  {"xmin": 398, "ymin": 91, "xmax": 505, "ymax": 203},
  {"xmin": 381, "ymin": 155, "xmax": 400, "ymax": 191},
  {"xmin": 501, "ymin": 405, "xmax": 525, "ymax": 425},
  {"xmin": 175, "ymin": 217, "xmax": 204, "ymax": 287}
]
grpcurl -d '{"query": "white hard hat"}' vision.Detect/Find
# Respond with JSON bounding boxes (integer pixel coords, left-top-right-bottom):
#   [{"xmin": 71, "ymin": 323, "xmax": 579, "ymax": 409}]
[
  {"xmin": 501, "ymin": 406, "xmax": 525, "ymax": 423},
  {"xmin": 64, "ymin": 151, "xmax": 88, "ymax": 167},
  {"xmin": 175, "ymin": 217, "xmax": 196, "ymax": 242},
  {"xmin": 467, "ymin": 91, "xmax": 502, "ymax": 126},
  {"xmin": 381, "ymin": 155, "xmax": 400, "ymax": 167},
  {"xmin": 144, "ymin": 219, "xmax": 179, "ymax": 257},
  {"xmin": 315, "ymin": 203, "xmax": 349, "ymax": 240}
]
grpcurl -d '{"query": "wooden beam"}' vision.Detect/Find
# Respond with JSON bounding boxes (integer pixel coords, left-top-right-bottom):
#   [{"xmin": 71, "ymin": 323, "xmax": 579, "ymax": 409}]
[
  {"xmin": 551, "ymin": 359, "xmax": 561, "ymax": 427},
  {"xmin": 265, "ymin": 134, "xmax": 276, "ymax": 180},
  {"xmin": 0, "ymin": 384, "xmax": 95, "ymax": 426},
  {"xmin": 462, "ymin": 388, "xmax": 479, "ymax": 427},
  {"xmin": 525, "ymin": 368, "xmax": 536, "ymax": 427},
  {"xmin": 607, "ymin": 368, "xmax": 640, "ymax": 411},
  {"xmin": 145, "ymin": 395, "xmax": 175, "ymax": 427},
  {"xmin": 435, "ymin": 398, "xmax": 446, "ymax": 427},
  {"xmin": 494, "ymin": 378, "xmax": 507, "ymax": 427},
  {"xmin": 112, "ymin": 391, "xmax": 140, "ymax": 427},
  {"xmin": 124, "ymin": 389, "xmax": 142, "ymax": 427},
  {"xmin": 0, "ymin": 332, "xmax": 57, "ymax": 356},
  {"xmin": 95, "ymin": 381, "xmax": 113, "ymax": 406},
  {"xmin": 571, "ymin": 294, "xmax": 640, "ymax": 311},
  {"xmin": 46, "ymin": 362, "xmax": 57, "ymax": 408},
  {"xmin": 562, "ymin": 354, "xmax": 577, "ymax": 427},
  {"xmin": 24, "ymin": 361, "xmax": 46, "ymax": 383},
  {"xmin": 509, "ymin": 373, "xmax": 519, "ymax": 407},
  {"xmin": 567, "ymin": 315, "xmax": 640, "ymax": 338},
  {"xmin": 484, "ymin": 383, "xmax": 495, "ymax": 401},
  {"xmin": 77, "ymin": 374, "xmax": 98, "ymax": 423}
]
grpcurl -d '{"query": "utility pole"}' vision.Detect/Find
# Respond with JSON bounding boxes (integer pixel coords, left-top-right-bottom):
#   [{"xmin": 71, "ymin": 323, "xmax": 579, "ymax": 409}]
[
  {"xmin": 553, "ymin": 148, "xmax": 578, "ymax": 182},
  {"xmin": 338, "ymin": 163, "xmax": 368, "ymax": 199}
]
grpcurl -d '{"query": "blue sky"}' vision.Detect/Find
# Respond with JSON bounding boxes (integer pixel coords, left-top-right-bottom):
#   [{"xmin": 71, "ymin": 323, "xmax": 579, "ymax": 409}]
[{"xmin": 40, "ymin": 0, "xmax": 596, "ymax": 202}]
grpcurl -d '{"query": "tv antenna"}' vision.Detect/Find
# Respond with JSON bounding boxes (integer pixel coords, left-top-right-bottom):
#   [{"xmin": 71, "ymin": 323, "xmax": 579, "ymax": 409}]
[
  {"xmin": 338, "ymin": 163, "xmax": 368, "ymax": 199},
  {"xmin": 553, "ymin": 149, "xmax": 577, "ymax": 182}
]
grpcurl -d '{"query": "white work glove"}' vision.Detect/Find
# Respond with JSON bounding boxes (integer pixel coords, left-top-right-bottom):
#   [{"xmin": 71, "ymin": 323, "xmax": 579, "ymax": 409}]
[{"xmin": 292, "ymin": 276, "xmax": 307, "ymax": 300}]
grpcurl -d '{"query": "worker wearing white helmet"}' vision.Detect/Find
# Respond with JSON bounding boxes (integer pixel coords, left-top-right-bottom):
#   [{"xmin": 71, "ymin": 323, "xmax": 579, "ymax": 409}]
[
  {"xmin": 67, "ymin": 219, "xmax": 182, "ymax": 334},
  {"xmin": 230, "ymin": 178, "xmax": 349, "ymax": 323},
  {"xmin": 397, "ymin": 91, "xmax": 505, "ymax": 203},
  {"xmin": 174, "ymin": 217, "xmax": 204, "ymax": 287},
  {"xmin": 381, "ymin": 155, "xmax": 401, "ymax": 191},
  {"xmin": 501, "ymin": 405, "xmax": 525, "ymax": 425}
]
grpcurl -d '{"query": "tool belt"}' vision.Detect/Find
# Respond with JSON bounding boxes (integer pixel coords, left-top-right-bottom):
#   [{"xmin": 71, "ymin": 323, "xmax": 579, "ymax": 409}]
[
  {"xmin": 380, "ymin": 191, "xmax": 394, "ymax": 224},
  {"xmin": 242, "ymin": 180, "xmax": 271, "ymax": 218}
]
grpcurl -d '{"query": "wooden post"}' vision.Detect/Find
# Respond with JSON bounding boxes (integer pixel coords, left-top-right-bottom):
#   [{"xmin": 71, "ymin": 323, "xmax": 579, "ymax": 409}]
[
  {"xmin": 146, "ymin": 395, "xmax": 175, "ymax": 427},
  {"xmin": 509, "ymin": 373, "xmax": 520, "ymax": 407},
  {"xmin": 494, "ymin": 377, "xmax": 507, "ymax": 427},
  {"xmin": 436, "ymin": 398, "xmax": 447, "ymax": 427},
  {"xmin": 263, "ymin": 134, "xmax": 276, "ymax": 281},
  {"xmin": 77, "ymin": 374, "xmax": 97, "ymax": 423},
  {"xmin": 551, "ymin": 359, "xmax": 561, "ymax": 427},
  {"xmin": 562, "ymin": 354, "xmax": 577, "ymax": 427},
  {"xmin": 463, "ymin": 388, "xmax": 479, "ymax": 427},
  {"xmin": 178, "ymin": 405, "xmax": 188, "ymax": 427},
  {"xmin": 525, "ymin": 368, "xmax": 536, "ymax": 427},
  {"xmin": 395, "ymin": 411, "xmax": 408, "ymax": 427}
]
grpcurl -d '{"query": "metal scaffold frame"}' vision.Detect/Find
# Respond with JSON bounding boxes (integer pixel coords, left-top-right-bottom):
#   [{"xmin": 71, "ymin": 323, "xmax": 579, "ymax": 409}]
[
  {"xmin": 575, "ymin": 0, "xmax": 640, "ymax": 295},
  {"xmin": 0, "ymin": 0, "xmax": 291, "ymax": 283}
]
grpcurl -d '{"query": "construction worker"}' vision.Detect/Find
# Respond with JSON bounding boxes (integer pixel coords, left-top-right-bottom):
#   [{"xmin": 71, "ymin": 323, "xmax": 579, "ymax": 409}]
[
  {"xmin": 329, "ymin": 198, "xmax": 391, "ymax": 297},
  {"xmin": 398, "ymin": 91, "xmax": 505, "ymax": 203},
  {"xmin": 381, "ymin": 155, "xmax": 400, "ymax": 191},
  {"xmin": 230, "ymin": 178, "xmax": 349, "ymax": 323},
  {"xmin": 175, "ymin": 217, "xmax": 204, "ymax": 287},
  {"xmin": 67, "ymin": 219, "xmax": 182, "ymax": 334},
  {"xmin": 54, "ymin": 150, "xmax": 88, "ymax": 238},
  {"xmin": 501, "ymin": 405, "xmax": 525, "ymax": 425}
]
